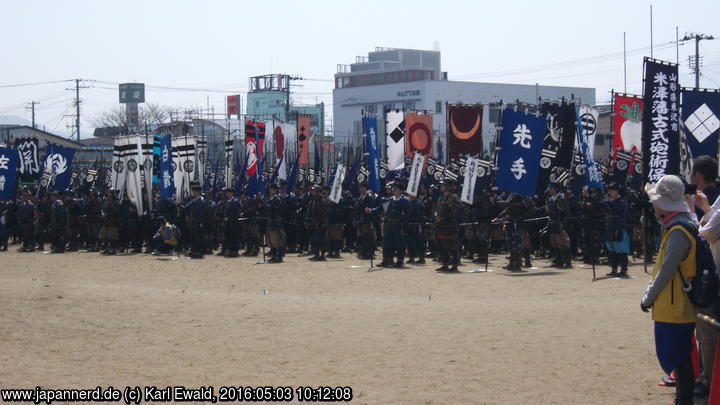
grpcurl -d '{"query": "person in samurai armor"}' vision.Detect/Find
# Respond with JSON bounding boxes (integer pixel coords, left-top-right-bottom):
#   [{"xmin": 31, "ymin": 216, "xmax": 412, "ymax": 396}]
[
  {"xmin": 265, "ymin": 183, "xmax": 287, "ymax": 263},
  {"xmin": 406, "ymin": 192, "xmax": 426, "ymax": 264},
  {"xmin": 222, "ymin": 187, "xmax": 241, "ymax": 258},
  {"xmin": 465, "ymin": 188, "xmax": 493, "ymax": 264},
  {"xmin": 582, "ymin": 186, "xmax": 605, "ymax": 265},
  {"xmin": 49, "ymin": 191, "xmax": 67, "ymax": 254},
  {"xmin": 184, "ymin": 185, "xmax": 207, "ymax": 259},
  {"xmin": 241, "ymin": 193, "xmax": 264, "ymax": 257},
  {"xmin": 546, "ymin": 182, "xmax": 572, "ymax": 268},
  {"xmin": 306, "ymin": 184, "xmax": 329, "ymax": 261},
  {"xmin": 497, "ymin": 193, "xmax": 525, "ymax": 271},
  {"xmin": 604, "ymin": 182, "xmax": 630, "ymax": 277},
  {"xmin": 373, "ymin": 181, "xmax": 410, "ymax": 268},
  {"xmin": 325, "ymin": 186, "xmax": 345, "ymax": 259},
  {"xmin": 355, "ymin": 183, "xmax": 377, "ymax": 260},
  {"xmin": 17, "ymin": 190, "xmax": 35, "ymax": 252},
  {"xmin": 434, "ymin": 179, "xmax": 464, "ymax": 272}
]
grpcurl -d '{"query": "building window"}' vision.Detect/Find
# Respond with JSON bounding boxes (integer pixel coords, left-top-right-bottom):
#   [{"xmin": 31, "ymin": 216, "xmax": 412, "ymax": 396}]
[
  {"xmin": 435, "ymin": 101, "xmax": 442, "ymax": 114},
  {"xmin": 365, "ymin": 104, "xmax": 377, "ymax": 114}
]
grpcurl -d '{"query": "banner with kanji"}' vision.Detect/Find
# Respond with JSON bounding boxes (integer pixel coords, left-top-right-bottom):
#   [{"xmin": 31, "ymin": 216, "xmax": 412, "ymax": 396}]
[
  {"xmin": 363, "ymin": 116, "xmax": 381, "ymax": 193},
  {"xmin": 576, "ymin": 105, "xmax": 603, "ymax": 190},
  {"xmin": 496, "ymin": 108, "xmax": 546, "ymax": 197},
  {"xmin": 536, "ymin": 102, "xmax": 576, "ymax": 194},
  {"xmin": 0, "ymin": 147, "xmax": 18, "ymax": 200},
  {"xmin": 642, "ymin": 57, "xmax": 680, "ymax": 184},
  {"xmin": 13, "ymin": 137, "xmax": 40, "ymax": 184},
  {"xmin": 159, "ymin": 134, "xmax": 174, "ymax": 200},
  {"xmin": 448, "ymin": 104, "xmax": 483, "ymax": 159}
]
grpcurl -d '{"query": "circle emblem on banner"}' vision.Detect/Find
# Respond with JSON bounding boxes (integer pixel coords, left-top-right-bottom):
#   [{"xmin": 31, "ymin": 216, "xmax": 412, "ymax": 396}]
[
  {"xmin": 113, "ymin": 161, "xmax": 124, "ymax": 174},
  {"xmin": 575, "ymin": 165, "xmax": 585, "ymax": 176},
  {"xmin": 549, "ymin": 173, "xmax": 557, "ymax": 183},
  {"xmin": 408, "ymin": 122, "xmax": 430, "ymax": 153},
  {"xmin": 171, "ymin": 162, "xmax": 177, "ymax": 173},
  {"xmin": 144, "ymin": 158, "xmax": 152, "ymax": 171},
  {"xmin": 86, "ymin": 174, "xmax": 95, "ymax": 183},
  {"xmin": 635, "ymin": 164, "xmax": 642, "ymax": 174},
  {"xmin": 298, "ymin": 174, "xmax": 305, "ymax": 182},
  {"xmin": 617, "ymin": 160, "xmax": 628, "ymax": 171},
  {"xmin": 127, "ymin": 159, "xmax": 138, "ymax": 172},
  {"xmin": 434, "ymin": 172, "xmax": 442, "ymax": 180},
  {"xmin": 380, "ymin": 168, "xmax": 387, "ymax": 179},
  {"xmin": 41, "ymin": 178, "xmax": 48, "ymax": 187},
  {"xmin": 357, "ymin": 173, "xmax": 365, "ymax": 183},
  {"xmin": 540, "ymin": 157, "xmax": 551, "ymax": 169},
  {"xmin": 580, "ymin": 113, "xmax": 597, "ymax": 135},
  {"xmin": 477, "ymin": 166, "xmax": 486, "ymax": 177},
  {"xmin": 308, "ymin": 174, "xmax": 316, "ymax": 183},
  {"xmin": 199, "ymin": 151, "xmax": 205, "ymax": 164},
  {"xmin": 184, "ymin": 160, "xmax": 194, "ymax": 173},
  {"xmin": 427, "ymin": 165, "xmax": 436, "ymax": 175}
]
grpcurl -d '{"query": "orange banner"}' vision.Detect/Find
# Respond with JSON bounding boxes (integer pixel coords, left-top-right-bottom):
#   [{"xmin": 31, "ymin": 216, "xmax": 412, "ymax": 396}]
[
  {"xmin": 404, "ymin": 113, "xmax": 432, "ymax": 157},
  {"xmin": 297, "ymin": 114, "xmax": 311, "ymax": 165}
]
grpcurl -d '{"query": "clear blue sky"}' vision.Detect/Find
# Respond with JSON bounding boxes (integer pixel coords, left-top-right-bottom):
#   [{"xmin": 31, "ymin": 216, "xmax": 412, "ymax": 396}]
[{"xmin": 1, "ymin": 0, "xmax": 718, "ymax": 137}]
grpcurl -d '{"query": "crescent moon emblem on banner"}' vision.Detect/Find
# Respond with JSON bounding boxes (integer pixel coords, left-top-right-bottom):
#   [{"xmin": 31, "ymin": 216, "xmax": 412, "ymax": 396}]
[{"xmin": 450, "ymin": 112, "xmax": 481, "ymax": 140}]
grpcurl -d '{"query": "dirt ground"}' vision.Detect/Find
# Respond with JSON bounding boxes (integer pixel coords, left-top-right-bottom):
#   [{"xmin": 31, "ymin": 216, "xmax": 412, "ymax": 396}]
[{"xmin": 0, "ymin": 249, "xmax": 692, "ymax": 404}]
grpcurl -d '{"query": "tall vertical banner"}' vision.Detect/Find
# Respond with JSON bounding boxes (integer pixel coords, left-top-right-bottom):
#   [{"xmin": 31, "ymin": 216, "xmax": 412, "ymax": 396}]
[
  {"xmin": 681, "ymin": 88, "xmax": 720, "ymax": 159},
  {"xmin": 496, "ymin": 108, "xmax": 546, "ymax": 196},
  {"xmin": 448, "ymin": 104, "xmax": 483, "ymax": 159},
  {"xmin": 172, "ymin": 135, "xmax": 196, "ymax": 202},
  {"xmin": 13, "ymin": 138, "xmax": 40, "ymax": 184},
  {"xmin": 612, "ymin": 94, "xmax": 644, "ymax": 154},
  {"xmin": 363, "ymin": 116, "xmax": 381, "ymax": 193},
  {"xmin": 297, "ymin": 114, "xmax": 311, "ymax": 166},
  {"xmin": 385, "ymin": 109, "xmax": 406, "ymax": 170},
  {"xmin": 0, "ymin": 147, "xmax": 19, "ymax": 200},
  {"xmin": 126, "ymin": 136, "xmax": 145, "ymax": 216},
  {"xmin": 141, "ymin": 135, "xmax": 153, "ymax": 212},
  {"xmin": 224, "ymin": 136, "xmax": 234, "ymax": 189},
  {"xmin": 405, "ymin": 113, "xmax": 433, "ymax": 157},
  {"xmin": 329, "ymin": 164, "xmax": 346, "ymax": 204},
  {"xmin": 406, "ymin": 152, "xmax": 425, "ymax": 197},
  {"xmin": 152, "ymin": 134, "xmax": 162, "ymax": 184},
  {"xmin": 642, "ymin": 57, "xmax": 680, "ymax": 183},
  {"xmin": 196, "ymin": 135, "xmax": 206, "ymax": 187},
  {"xmin": 536, "ymin": 102, "xmax": 576, "ymax": 194},
  {"xmin": 575, "ymin": 105, "xmax": 603, "ymax": 190},
  {"xmin": 40, "ymin": 143, "xmax": 75, "ymax": 192},
  {"xmin": 159, "ymin": 134, "xmax": 174, "ymax": 200},
  {"xmin": 460, "ymin": 155, "xmax": 479, "ymax": 204},
  {"xmin": 576, "ymin": 105, "xmax": 599, "ymax": 155},
  {"xmin": 273, "ymin": 121, "xmax": 286, "ymax": 180}
]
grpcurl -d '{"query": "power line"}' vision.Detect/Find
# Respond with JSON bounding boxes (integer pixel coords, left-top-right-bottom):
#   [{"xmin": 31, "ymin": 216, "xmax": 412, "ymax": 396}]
[{"xmin": 0, "ymin": 79, "xmax": 72, "ymax": 88}]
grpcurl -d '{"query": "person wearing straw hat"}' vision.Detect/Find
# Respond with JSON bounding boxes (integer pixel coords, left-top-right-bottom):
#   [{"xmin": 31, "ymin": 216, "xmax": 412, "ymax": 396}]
[{"xmin": 641, "ymin": 174, "xmax": 698, "ymax": 405}]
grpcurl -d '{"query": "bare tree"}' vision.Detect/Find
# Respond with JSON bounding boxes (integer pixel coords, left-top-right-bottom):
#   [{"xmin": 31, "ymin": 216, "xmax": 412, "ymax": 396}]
[{"xmin": 92, "ymin": 103, "xmax": 173, "ymax": 128}]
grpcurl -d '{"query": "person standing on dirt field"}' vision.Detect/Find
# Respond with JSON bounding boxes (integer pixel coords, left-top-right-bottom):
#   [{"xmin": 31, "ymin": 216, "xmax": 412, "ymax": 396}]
[
  {"xmin": 546, "ymin": 183, "xmax": 571, "ymax": 268},
  {"xmin": 434, "ymin": 180, "xmax": 463, "ymax": 273},
  {"xmin": 641, "ymin": 174, "xmax": 697, "ymax": 405},
  {"xmin": 604, "ymin": 182, "xmax": 630, "ymax": 277}
]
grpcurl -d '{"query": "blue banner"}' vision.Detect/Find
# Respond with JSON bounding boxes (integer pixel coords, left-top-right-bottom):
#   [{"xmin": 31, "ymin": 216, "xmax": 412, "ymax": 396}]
[
  {"xmin": 363, "ymin": 116, "xmax": 380, "ymax": 193},
  {"xmin": 495, "ymin": 108, "xmax": 546, "ymax": 197},
  {"xmin": 41, "ymin": 143, "xmax": 75, "ymax": 192},
  {"xmin": 681, "ymin": 89, "xmax": 720, "ymax": 159},
  {"xmin": 576, "ymin": 106, "xmax": 604, "ymax": 190},
  {"xmin": 159, "ymin": 135, "xmax": 174, "ymax": 200},
  {"xmin": 152, "ymin": 134, "xmax": 161, "ymax": 184},
  {"xmin": 0, "ymin": 147, "xmax": 19, "ymax": 200},
  {"xmin": 285, "ymin": 155, "xmax": 299, "ymax": 195}
]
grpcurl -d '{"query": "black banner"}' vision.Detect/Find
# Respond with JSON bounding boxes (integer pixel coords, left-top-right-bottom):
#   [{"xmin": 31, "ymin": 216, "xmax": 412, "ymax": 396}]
[
  {"xmin": 13, "ymin": 137, "xmax": 40, "ymax": 183},
  {"xmin": 642, "ymin": 57, "xmax": 680, "ymax": 183},
  {"xmin": 536, "ymin": 102, "xmax": 576, "ymax": 194}
]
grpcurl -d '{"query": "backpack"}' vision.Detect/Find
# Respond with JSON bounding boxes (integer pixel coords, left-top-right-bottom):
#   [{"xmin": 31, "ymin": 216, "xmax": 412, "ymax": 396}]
[
  {"xmin": 675, "ymin": 223, "xmax": 719, "ymax": 308},
  {"xmin": 162, "ymin": 224, "xmax": 178, "ymax": 246}
]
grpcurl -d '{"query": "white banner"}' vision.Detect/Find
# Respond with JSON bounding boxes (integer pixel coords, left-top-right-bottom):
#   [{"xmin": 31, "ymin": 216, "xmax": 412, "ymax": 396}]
[
  {"xmin": 577, "ymin": 105, "xmax": 599, "ymax": 155},
  {"xmin": 461, "ymin": 156, "xmax": 479, "ymax": 204},
  {"xmin": 196, "ymin": 135, "xmax": 206, "ymax": 187},
  {"xmin": 141, "ymin": 134, "xmax": 154, "ymax": 213},
  {"xmin": 330, "ymin": 164, "xmax": 346, "ymax": 204},
  {"xmin": 406, "ymin": 152, "xmax": 425, "ymax": 197},
  {"xmin": 173, "ymin": 135, "xmax": 196, "ymax": 203},
  {"xmin": 385, "ymin": 110, "xmax": 405, "ymax": 171}
]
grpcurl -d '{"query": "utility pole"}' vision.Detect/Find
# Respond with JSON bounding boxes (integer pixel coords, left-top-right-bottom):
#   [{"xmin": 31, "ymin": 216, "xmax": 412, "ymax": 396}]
[
  {"xmin": 681, "ymin": 33, "xmax": 715, "ymax": 90},
  {"xmin": 25, "ymin": 101, "xmax": 39, "ymax": 128},
  {"xmin": 66, "ymin": 78, "xmax": 89, "ymax": 140}
]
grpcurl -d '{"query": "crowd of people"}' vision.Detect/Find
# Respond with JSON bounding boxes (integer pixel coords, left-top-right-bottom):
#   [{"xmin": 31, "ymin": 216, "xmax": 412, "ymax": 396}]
[{"xmin": 3, "ymin": 155, "xmax": 720, "ymax": 404}]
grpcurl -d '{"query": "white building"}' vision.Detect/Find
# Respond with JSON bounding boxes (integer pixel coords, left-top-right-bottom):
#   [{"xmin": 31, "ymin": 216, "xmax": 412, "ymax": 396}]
[{"xmin": 333, "ymin": 48, "xmax": 596, "ymax": 159}]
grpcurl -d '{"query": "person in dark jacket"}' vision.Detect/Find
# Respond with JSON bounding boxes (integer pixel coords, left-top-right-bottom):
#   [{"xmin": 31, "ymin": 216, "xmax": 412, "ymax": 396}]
[
  {"xmin": 17, "ymin": 191, "xmax": 35, "ymax": 252},
  {"xmin": 604, "ymin": 183, "xmax": 630, "ymax": 277},
  {"xmin": 373, "ymin": 181, "xmax": 410, "ymax": 268},
  {"xmin": 49, "ymin": 191, "xmax": 67, "ymax": 253},
  {"xmin": 184, "ymin": 185, "xmax": 207, "ymax": 259}
]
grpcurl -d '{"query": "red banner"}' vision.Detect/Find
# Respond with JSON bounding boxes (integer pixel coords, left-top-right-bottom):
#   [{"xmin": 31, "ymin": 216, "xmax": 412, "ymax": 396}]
[
  {"xmin": 405, "ymin": 113, "xmax": 433, "ymax": 157},
  {"xmin": 612, "ymin": 94, "xmax": 643, "ymax": 155},
  {"xmin": 297, "ymin": 114, "xmax": 311, "ymax": 165},
  {"xmin": 448, "ymin": 104, "xmax": 483, "ymax": 159},
  {"xmin": 273, "ymin": 123, "xmax": 284, "ymax": 160},
  {"xmin": 227, "ymin": 95, "xmax": 240, "ymax": 116},
  {"xmin": 244, "ymin": 120, "xmax": 265, "ymax": 176}
]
